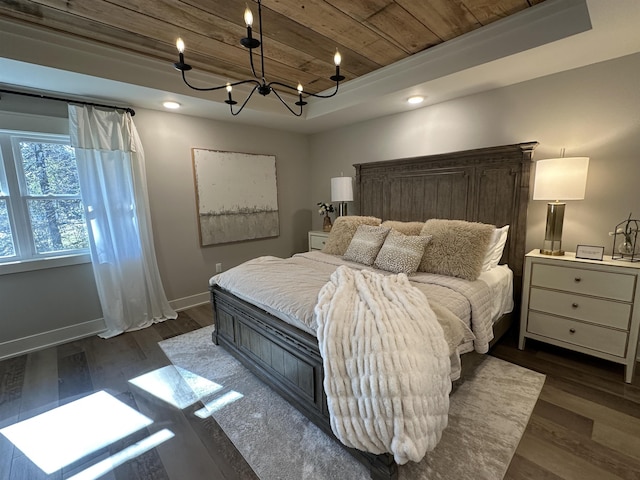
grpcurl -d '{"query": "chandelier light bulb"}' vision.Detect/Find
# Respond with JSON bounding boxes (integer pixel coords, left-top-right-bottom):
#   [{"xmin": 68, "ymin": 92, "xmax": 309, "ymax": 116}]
[
  {"xmin": 334, "ymin": 49, "xmax": 342, "ymax": 66},
  {"xmin": 176, "ymin": 38, "xmax": 185, "ymax": 53},
  {"xmin": 295, "ymin": 82, "xmax": 307, "ymax": 107},
  {"xmin": 225, "ymin": 82, "xmax": 237, "ymax": 106},
  {"xmin": 244, "ymin": 6, "xmax": 254, "ymax": 27}
]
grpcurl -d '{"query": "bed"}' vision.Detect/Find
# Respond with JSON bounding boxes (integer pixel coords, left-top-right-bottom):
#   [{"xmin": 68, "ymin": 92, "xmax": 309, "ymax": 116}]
[{"xmin": 209, "ymin": 142, "xmax": 537, "ymax": 480}]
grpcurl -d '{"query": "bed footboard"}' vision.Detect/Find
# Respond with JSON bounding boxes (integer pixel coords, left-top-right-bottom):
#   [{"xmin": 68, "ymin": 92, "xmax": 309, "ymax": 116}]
[{"xmin": 210, "ymin": 285, "xmax": 398, "ymax": 480}]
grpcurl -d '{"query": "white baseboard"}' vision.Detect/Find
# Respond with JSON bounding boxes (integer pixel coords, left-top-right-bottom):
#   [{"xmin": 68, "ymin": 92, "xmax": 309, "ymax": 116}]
[
  {"xmin": 0, "ymin": 318, "xmax": 106, "ymax": 361},
  {"xmin": 169, "ymin": 291, "xmax": 210, "ymax": 312},
  {"xmin": 0, "ymin": 293, "xmax": 210, "ymax": 361}
]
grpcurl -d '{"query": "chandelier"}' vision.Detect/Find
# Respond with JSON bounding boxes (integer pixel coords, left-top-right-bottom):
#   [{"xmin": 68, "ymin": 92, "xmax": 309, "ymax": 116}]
[{"xmin": 173, "ymin": 0, "xmax": 344, "ymax": 117}]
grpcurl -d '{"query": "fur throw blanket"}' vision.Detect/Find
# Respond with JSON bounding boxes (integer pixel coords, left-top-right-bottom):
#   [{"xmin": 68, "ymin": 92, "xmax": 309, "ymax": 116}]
[{"xmin": 315, "ymin": 266, "xmax": 451, "ymax": 464}]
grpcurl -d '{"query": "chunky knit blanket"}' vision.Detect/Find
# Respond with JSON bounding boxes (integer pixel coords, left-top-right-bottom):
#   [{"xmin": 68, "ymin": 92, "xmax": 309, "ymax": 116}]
[{"xmin": 315, "ymin": 266, "xmax": 451, "ymax": 465}]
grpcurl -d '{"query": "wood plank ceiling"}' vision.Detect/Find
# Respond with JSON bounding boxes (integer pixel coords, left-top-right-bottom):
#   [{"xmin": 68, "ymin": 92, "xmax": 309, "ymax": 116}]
[{"xmin": 0, "ymin": 0, "xmax": 545, "ymax": 95}]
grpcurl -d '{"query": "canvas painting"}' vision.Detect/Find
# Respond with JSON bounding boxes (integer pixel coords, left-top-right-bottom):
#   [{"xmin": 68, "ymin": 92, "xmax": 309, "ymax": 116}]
[{"xmin": 192, "ymin": 149, "xmax": 279, "ymax": 245}]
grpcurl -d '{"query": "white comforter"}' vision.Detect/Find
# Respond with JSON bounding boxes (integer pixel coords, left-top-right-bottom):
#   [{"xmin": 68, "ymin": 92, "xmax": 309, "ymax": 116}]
[
  {"xmin": 316, "ymin": 266, "xmax": 451, "ymax": 464},
  {"xmin": 210, "ymin": 251, "xmax": 494, "ymax": 354}
]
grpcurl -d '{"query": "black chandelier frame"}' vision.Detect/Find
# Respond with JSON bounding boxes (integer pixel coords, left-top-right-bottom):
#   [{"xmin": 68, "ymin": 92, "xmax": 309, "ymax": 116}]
[{"xmin": 173, "ymin": 0, "xmax": 344, "ymax": 116}]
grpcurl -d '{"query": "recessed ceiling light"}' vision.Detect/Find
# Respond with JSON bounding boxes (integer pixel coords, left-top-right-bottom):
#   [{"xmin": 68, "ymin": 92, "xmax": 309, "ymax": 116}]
[
  {"xmin": 163, "ymin": 101, "xmax": 181, "ymax": 109},
  {"xmin": 407, "ymin": 96, "xmax": 424, "ymax": 105}
]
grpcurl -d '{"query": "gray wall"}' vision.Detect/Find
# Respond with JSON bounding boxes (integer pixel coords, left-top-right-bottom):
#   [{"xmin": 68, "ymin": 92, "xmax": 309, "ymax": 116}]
[
  {"xmin": 0, "ymin": 263, "xmax": 101, "ymax": 341},
  {"xmin": 0, "ymin": 104, "xmax": 311, "ymax": 352},
  {"xmin": 133, "ymin": 109, "xmax": 312, "ymax": 304},
  {"xmin": 309, "ymin": 52, "xmax": 640, "ymax": 257}
]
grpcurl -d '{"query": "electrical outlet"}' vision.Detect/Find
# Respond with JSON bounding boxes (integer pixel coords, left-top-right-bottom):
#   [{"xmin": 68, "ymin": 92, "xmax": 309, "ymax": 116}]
[{"xmin": 215, "ymin": 263, "xmax": 222, "ymax": 273}]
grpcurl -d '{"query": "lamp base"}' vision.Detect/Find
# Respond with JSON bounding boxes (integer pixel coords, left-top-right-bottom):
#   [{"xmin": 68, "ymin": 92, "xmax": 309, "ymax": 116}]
[
  {"xmin": 540, "ymin": 248, "xmax": 565, "ymax": 256},
  {"xmin": 540, "ymin": 202, "xmax": 566, "ymax": 256},
  {"xmin": 337, "ymin": 202, "xmax": 348, "ymax": 216}
]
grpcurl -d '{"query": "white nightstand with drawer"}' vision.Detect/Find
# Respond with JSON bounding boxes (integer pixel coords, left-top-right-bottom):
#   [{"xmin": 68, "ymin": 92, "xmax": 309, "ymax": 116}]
[
  {"xmin": 519, "ymin": 249, "xmax": 640, "ymax": 382},
  {"xmin": 308, "ymin": 230, "xmax": 330, "ymax": 251}
]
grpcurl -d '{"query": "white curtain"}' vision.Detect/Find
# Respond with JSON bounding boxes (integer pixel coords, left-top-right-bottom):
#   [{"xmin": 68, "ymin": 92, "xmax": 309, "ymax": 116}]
[{"xmin": 68, "ymin": 105, "xmax": 177, "ymax": 338}]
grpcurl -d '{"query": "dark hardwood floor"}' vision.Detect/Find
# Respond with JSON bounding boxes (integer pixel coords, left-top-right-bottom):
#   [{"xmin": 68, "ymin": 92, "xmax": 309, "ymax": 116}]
[
  {"xmin": 0, "ymin": 305, "xmax": 258, "ymax": 480},
  {"xmin": 1, "ymin": 306, "xmax": 639, "ymax": 480},
  {"xmin": 495, "ymin": 331, "xmax": 640, "ymax": 480}
]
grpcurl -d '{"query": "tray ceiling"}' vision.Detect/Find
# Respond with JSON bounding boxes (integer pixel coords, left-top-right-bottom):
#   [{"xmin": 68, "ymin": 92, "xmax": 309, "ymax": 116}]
[{"xmin": 0, "ymin": 0, "xmax": 544, "ymax": 95}]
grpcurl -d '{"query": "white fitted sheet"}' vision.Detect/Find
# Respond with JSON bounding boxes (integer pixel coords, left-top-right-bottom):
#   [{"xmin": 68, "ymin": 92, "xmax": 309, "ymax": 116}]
[{"xmin": 478, "ymin": 265, "xmax": 514, "ymax": 323}]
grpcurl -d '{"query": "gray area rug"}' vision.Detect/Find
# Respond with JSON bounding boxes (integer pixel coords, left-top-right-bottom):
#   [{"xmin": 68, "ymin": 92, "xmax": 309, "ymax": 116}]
[{"xmin": 159, "ymin": 326, "xmax": 545, "ymax": 480}]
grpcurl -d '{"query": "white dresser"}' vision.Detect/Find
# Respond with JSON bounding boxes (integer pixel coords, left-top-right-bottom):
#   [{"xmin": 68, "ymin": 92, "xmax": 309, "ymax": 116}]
[
  {"xmin": 308, "ymin": 230, "xmax": 330, "ymax": 251},
  {"xmin": 519, "ymin": 249, "xmax": 640, "ymax": 383}
]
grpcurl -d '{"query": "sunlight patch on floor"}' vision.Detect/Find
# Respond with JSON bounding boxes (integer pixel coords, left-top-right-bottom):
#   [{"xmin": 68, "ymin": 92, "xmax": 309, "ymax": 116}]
[
  {"xmin": 0, "ymin": 391, "xmax": 153, "ymax": 474},
  {"xmin": 195, "ymin": 391, "xmax": 244, "ymax": 418},
  {"xmin": 68, "ymin": 428, "xmax": 175, "ymax": 480},
  {"xmin": 129, "ymin": 365, "xmax": 223, "ymax": 409}
]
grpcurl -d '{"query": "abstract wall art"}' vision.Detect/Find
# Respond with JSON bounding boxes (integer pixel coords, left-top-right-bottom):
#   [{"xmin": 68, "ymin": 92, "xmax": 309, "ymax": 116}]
[{"xmin": 192, "ymin": 149, "xmax": 279, "ymax": 246}]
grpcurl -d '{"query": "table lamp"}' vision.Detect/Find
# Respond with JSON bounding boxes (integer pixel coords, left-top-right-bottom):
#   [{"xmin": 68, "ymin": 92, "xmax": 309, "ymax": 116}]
[
  {"xmin": 533, "ymin": 156, "xmax": 589, "ymax": 256},
  {"xmin": 331, "ymin": 176, "xmax": 353, "ymax": 216}
]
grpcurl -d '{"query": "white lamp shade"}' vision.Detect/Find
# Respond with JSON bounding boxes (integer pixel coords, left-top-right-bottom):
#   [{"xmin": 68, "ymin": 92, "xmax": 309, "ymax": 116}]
[
  {"xmin": 331, "ymin": 177, "xmax": 353, "ymax": 202},
  {"xmin": 533, "ymin": 157, "xmax": 589, "ymax": 201}
]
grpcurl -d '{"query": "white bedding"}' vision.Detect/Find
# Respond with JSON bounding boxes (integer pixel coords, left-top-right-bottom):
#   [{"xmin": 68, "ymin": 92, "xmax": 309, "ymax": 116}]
[
  {"xmin": 209, "ymin": 251, "xmax": 513, "ymax": 354},
  {"xmin": 478, "ymin": 265, "xmax": 514, "ymax": 323}
]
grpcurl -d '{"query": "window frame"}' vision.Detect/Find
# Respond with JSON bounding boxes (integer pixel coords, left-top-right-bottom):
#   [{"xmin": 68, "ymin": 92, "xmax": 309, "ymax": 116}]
[{"xmin": 0, "ymin": 129, "xmax": 90, "ymax": 270}]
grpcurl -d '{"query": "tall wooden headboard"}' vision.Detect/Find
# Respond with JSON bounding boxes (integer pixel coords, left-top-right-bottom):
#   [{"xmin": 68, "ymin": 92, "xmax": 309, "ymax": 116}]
[{"xmin": 354, "ymin": 142, "xmax": 538, "ymax": 299}]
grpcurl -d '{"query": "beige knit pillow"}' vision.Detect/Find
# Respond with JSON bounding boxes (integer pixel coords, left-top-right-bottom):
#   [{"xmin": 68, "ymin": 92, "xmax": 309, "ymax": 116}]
[
  {"xmin": 322, "ymin": 216, "xmax": 382, "ymax": 255},
  {"xmin": 374, "ymin": 230, "xmax": 432, "ymax": 274},
  {"xmin": 343, "ymin": 225, "xmax": 391, "ymax": 265},
  {"xmin": 381, "ymin": 220, "xmax": 425, "ymax": 236},
  {"xmin": 418, "ymin": 219, "xmax": 495, "ymax": 281}
]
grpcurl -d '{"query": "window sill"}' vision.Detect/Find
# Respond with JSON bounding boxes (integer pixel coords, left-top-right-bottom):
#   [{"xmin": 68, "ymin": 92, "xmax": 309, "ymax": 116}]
[{"xmin": 0, "ymin": 253, "xmax": 91, "ymax": 276}]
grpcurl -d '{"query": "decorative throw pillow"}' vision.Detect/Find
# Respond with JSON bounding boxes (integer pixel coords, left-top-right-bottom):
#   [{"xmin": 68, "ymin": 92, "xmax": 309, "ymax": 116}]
[
  {"xmin": 374, "ymin": 230, "xmax": 432, "ymax": 274},
  {"xmin": 380, "ymin": 220, "xmax": 425, "ymax": 236},
  {"xmin": 322, "ymin": 216, "xmax": 382, "ymax": 255},
  {"xmin": 343, "ymin": 225, "xmax": 391, "ymax": 265},
  {"xmin": 418, "ymin": 219, "xmax": 495, "ymax": 281},
  {"xmin": 482, "ymin": 225, "xmax": 510, "ymax": 271}
]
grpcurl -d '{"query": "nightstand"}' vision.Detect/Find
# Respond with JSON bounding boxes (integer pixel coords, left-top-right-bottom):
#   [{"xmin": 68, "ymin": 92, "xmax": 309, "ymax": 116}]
[
  {"xmin": 308, "ymin": 230, "xmax": 330, "ymax": 251},
  {"xmin": 519, "ymin": 249, "xmax": 640, "ymax": 383}
]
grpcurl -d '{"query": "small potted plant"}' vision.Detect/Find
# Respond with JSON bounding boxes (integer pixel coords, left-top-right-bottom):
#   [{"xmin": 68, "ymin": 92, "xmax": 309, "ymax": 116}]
[{"xmin": 317, "ymin": 202, "xmax": 335, "ymax": 232}]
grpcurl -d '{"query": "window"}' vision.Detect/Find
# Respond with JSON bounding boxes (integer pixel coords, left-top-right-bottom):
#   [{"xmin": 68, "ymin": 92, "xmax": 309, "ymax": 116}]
[{"xmin": 0, "ymin": 130, "xmax": 89, "ymax": 264}]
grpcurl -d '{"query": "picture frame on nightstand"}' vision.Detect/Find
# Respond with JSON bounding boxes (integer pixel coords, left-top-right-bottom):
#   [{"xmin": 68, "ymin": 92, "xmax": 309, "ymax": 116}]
[{"xmin": 575, "ymin": 244, "xmax": 605, "ymax": 261}]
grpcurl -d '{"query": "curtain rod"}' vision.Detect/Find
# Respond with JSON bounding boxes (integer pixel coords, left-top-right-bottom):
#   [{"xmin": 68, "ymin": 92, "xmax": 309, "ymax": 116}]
[{"xmin": 0, "ymin": 88, "xmax": 136, "ymax": 116}]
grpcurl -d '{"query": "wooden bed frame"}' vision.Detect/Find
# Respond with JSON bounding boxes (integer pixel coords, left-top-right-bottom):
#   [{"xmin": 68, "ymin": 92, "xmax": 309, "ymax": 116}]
[{"xmin": 210, "ymin": 142, "xmax": 537, "ymax": 480}]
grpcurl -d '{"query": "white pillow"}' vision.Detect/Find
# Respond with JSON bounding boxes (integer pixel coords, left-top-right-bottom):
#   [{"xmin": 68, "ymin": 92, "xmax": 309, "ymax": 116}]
[
  {"xmin": 482, "ymin": 228, "xmax": 500, "ymax": 271},
  {"xmin": 482, "ymin": 225, "xmax": 509, "ymax": 271}
]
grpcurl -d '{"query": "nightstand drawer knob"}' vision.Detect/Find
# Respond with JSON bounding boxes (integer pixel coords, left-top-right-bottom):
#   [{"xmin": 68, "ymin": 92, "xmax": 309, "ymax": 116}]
[
  {"xmin": 572, "ymin": 303, "xmax": 579, "ymax": 308},
  {"xmin": 574, "ymin": 277, "xmax": 582, "ymax": 282},
  {"xmin": 569, "ymin": 328, "xmax": 576, "ymax": 334}
]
